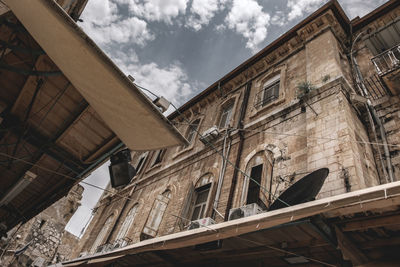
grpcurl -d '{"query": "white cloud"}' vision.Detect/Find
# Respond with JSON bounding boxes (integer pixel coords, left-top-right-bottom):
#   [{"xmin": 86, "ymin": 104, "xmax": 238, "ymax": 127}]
[
  {"xmin": 121, "ymin": 60, "xmax": 194, "ymax": 107},
  {"xmin": 287, "ymin": 0, "xmax": 325, "ymax": 21},
  {"xmin": 186, "ymin": 0, "xmax": 227, "ymax": 31},
  {"xmin": 80, "ymin": 0, "xmax": 154, "ymax": 46},
  {"xmin": 270, "ymin": 11, "xmax": 286, "ymax": 26},
  {"xmin": 129, "ymin": 0, "xmax": 189, "ymax": 24},
  {"xmin": 225, "ymin": 0, "xmax": 270, "ymax": 52}
]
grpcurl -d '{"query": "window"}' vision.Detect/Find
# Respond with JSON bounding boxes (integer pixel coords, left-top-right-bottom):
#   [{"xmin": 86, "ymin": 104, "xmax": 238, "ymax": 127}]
[
  {"xmin": 241, "ymin": 151, "xmax": 273, "ymax": 210},
  {"xmin": 114, "ymin": 204, "xmax": 138, "ymax": 248},
  {"xmin": 152, "ymin": 149, "xmax": 165, "ymax": 167},
  {"xmin": 134, "ymin": 152, "xmax": 148, "ymax": 174},
  {"xmin": 141, "ymin": 190, "xmax": 171, "ymax": 240},
  {"xmin": 190, "ymin": 184, "xmax": 211, "ymax": 221},
  {"xmin": 185, "ymin": 119, "xmax": 200, "ymax": 146},
  {"xmin": 218, "ymin": 101, "xmax": 234, "ymax": 129},
  {"xmin": 178, "ymin": 174, "xmax": 214, "ymax": 229},
  {"xmin": 90, "ymin": 215, "xmax": 114, "ymax": 253},
  {"xmin": 255, "ymin": 74, "xmax": 280, "ymax": 108}
]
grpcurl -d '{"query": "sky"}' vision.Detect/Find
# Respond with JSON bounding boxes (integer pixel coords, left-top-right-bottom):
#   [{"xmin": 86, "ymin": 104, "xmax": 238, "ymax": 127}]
[{"xmin": 65, "ymin": 0, "xmax": 387, "ymax": 237}]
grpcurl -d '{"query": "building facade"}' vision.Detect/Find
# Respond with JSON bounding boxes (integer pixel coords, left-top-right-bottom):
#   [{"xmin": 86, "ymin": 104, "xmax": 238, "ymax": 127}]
[
  {"xmin": 1, "ymin": 184, "xmax": 84, "ymax": 267},
  {"xmin": 73, "ymin": 1, "xmax": 400, "ymax": 265}
]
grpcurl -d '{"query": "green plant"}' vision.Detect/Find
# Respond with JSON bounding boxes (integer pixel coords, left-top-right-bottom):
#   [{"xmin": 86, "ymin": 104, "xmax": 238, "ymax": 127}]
[
  {"xmin": 296, "ymin": 81, "xmax": 315, "ymax": 98},
  {"xmin": 322, "ymin": 74, "xmax": 331, "ymax": 83}
]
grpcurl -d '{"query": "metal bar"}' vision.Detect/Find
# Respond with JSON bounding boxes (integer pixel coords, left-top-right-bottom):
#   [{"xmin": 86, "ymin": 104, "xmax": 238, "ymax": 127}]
[
  {"xmin": 0, "ymin": 39, "xmax": 44, "ymax": 56},
  {"xmin": 8, "ymin": 79, "xmax": 43, "ymax": 168},
  {"xmin": 0, "ymin": 62, "xmax": 62, "ymax": 76}
]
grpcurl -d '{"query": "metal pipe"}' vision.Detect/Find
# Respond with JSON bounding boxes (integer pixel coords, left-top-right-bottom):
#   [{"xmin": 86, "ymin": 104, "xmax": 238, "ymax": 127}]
[
  {"xmin": 213, "ymin": 129, "xmax": 232, "ymax": 211},
  {"xmin": 352, "ymin": 56, "xmax": 394, "ymax": 182},
  {"xmin": 224, "ymin": 81, "xmax": 252, "ymax": 220}
]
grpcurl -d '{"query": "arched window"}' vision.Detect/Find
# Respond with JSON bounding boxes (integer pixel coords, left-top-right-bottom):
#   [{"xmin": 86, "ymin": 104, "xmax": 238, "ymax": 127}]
[
  {"xmin": 178, "ymin": 174, "xmax": 215, "ymax": 229},
  {"xmin": 190, "ymin": 174, "xmax": 214, "ymax": 221},
  {"xmin": 114, "ymin": 204, "xmax": 138, "ymax": 248},
  {"xmin": 141, "ymin": 190, "xmax": 171, "ymax": 240},
  {"xmin": 90, "ymin": 215, "xmax": 114, "ymax": 253},
  {"xmin": 240, "ymin": 151, "xmax": 273, "ymax": 209}
]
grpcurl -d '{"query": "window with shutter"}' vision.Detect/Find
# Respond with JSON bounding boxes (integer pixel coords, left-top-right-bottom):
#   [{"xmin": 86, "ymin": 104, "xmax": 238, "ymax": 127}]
[
  {"xmin": 135, "ymin": 152, "xmax": 148, "ymax": 174},
  {"xmin": 90, "ymin": 215, "xmax": 114, "ymax": 253},
  {"xmin": 141, "ymin": 190, "xmax": 171, "ymax": 240},
  {"xmin": 152, "ymin": 149, "xmax": 165, "ymax": 166},
  {"xmin": 114, "ymin": 204, "xmax": 138, "ymax": 247},
  {"xmin": 190, "ymin": 184, "xmax": 211, "ymax": 221}
]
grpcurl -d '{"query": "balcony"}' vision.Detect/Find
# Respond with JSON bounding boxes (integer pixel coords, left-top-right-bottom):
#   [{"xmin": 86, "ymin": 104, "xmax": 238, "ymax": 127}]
[{"xmin": 371, "ymin": 44, "xmax": 400, "ymax": 95}]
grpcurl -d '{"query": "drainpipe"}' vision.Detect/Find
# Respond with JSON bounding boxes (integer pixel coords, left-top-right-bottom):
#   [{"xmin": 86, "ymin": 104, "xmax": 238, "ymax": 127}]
[
  {"xmin": 224, "ymin": 81, "xmax": 252, "ymax": 221},
  {"xmin": 213, "ymin": 129, "xmax": 232, "ymax": 213},
  {"xmin": 352, "ymin": 56, "xmax": 394, "ymax": 183}
]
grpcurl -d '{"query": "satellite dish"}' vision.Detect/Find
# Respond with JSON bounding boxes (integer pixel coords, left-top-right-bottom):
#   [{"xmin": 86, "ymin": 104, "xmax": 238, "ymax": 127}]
[{"xmin": 268, "ymin": 168, "xmax": 329, "ymax": 211}]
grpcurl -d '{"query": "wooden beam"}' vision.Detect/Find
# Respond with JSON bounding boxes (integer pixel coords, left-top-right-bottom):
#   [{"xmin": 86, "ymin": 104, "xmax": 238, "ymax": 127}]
[
  {"xmin": 63, "ymin": 182, "xmax": 400, "ymax": 265},
  {"xmin": 359, "ymin": 236, "xmax": 400, "ymax": 250},
  {"xmin": 335, "ymin": 225, "xmax": 369, "ymax": 265},
  {"xmin": 341, "ymin": 214, "xmax": 400, "ymax": 232}
]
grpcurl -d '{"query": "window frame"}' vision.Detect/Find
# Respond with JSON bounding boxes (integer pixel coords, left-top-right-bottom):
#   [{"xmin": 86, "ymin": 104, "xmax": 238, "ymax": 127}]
[
  {"xmin": 185, "ymin": 119, "xmax": 200, "ymax": 146},
  {"xmin": 141, "ymin": 190, "xmax": 171, "ymax": 240},
  {"xmin": 134, "ymin": 152, "xmax": 149, "ymax": 175},
  {"xmin": 114, "ymin": 204, "xmax": 138, "ymax": 247},
  {"xmin": 90, "ymin": 215, "xmax": 114, "ymax": 253},
  {"xmin": 255, "ymin": 74, "xmax": 280, "ymax": 108},
  {"xmin": 218, "ymin": 101, "xmax": 234, "ymax": 129},
  {"xmin": 240, "ymin": 151, "xmax": 273, "ymax": 209},
  {"xmin": 190, "ymin": 183, "xmax": 211, "ymax": 221}
]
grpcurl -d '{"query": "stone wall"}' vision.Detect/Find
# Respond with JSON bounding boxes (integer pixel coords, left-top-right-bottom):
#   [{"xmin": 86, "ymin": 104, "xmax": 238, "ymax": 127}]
[{"xmin": 0, "ymin": 184, "xmax": 83, "ymax": 266}]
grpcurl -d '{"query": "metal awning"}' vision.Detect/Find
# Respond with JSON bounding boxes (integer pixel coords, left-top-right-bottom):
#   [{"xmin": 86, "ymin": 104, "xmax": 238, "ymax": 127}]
[
  {"xmin": 4, "ymin": 0, "xmax": 187, "ymax": 151},
  {"xmin": 61, "ymin": 181, "xmax": 400, "ymax": 266}
]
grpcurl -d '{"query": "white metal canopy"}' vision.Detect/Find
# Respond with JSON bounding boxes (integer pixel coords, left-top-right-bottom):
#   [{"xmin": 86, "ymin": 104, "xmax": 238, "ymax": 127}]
[{"xmin": 4, "ymin": 0, "xmax": 187, "ymax": 151}]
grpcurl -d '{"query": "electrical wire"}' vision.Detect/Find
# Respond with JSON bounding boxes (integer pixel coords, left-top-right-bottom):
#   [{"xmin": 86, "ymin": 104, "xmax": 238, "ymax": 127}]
[
  {"xmin": 171, "ymin": 122, "xmax": 400, "ymax": 148},
  {"xmin": 233, "ymin": 235, "xmax": 337, "ymax": 267},
  {"xmin": 0, "ymin": 144, "xmax": 328, "ymax": 265},
  {"xmin": 169, "ymin": 102, "xmax": 291, "ymax": 208}
]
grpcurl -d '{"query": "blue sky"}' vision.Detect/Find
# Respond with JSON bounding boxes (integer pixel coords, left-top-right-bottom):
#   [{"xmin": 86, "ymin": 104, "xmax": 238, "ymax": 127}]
[{"xmin": 65, "ymin": 0, "xmax": 387, "ymax": 237}]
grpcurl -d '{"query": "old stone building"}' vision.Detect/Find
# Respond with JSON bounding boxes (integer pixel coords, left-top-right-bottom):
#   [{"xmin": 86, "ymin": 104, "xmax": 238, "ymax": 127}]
[
  {"xmin": 0, "ymin": 184, "xmax": 84, "ymax": 266},
  {"xmin": 68, "ymin": 0, "xmax": 400, "ymax": 266}
]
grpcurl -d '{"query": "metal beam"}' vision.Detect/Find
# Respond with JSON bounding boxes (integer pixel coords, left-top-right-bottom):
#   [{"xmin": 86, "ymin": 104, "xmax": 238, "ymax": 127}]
[
  {"xmin": 0, "ymin": 62, "xmax": 62, "ymax": 76},
  {"xmin": 1, "ymin": 112, "xmax": 89, "ymax": 174}
]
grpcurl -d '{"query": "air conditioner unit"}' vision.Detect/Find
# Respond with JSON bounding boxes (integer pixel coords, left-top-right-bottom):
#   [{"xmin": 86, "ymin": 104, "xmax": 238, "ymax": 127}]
[
  {"xmin": 188, "ymin": 217, "xmax": 216, "ymax": 230},
  {"xmin": 228, "ymin": 203, "xmax": 263, "ymax": 221},
  {"xmin": 199, "ymin": 126, "xmax": 220, "ymax": 145},
  {"xmin": 96, "ymin": 243, "xmax": 112, "ymax": 253},
  {"xmin": 78, "ymin": 252, "xmax": 88, "ymax": 258}
]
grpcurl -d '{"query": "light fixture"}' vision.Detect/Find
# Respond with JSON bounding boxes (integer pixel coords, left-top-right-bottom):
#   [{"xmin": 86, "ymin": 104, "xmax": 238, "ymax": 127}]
[
  {"xmin": 282, "ymin": 256, "xmax": 310, "ymax": 264},
  {"xmin": 109, "ymin": 149, "xmax": 136, "ymax": 188},
  {"xmin": 0, "ymin": 171, "xmax": 37, "ymax": 206}
]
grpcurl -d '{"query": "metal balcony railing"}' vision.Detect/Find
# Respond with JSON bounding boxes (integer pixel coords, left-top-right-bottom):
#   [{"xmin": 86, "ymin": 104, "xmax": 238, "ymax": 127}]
[{"xmin": 371, "ymin": 44, "xmax": 400, "ymax": 76}]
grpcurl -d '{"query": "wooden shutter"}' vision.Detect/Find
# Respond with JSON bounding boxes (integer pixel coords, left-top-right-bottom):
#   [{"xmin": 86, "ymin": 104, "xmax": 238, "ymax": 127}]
[
  {"xmin": 177, "ymin": 183, "xmax": 195, "ymax": 230},
  {"xmin": 143, "ymin": 195, "xmax": 169, "ymax": 237}
]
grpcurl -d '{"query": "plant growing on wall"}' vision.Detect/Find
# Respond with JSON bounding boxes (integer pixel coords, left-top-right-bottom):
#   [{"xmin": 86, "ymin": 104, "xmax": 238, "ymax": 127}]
[{"xmin": 296, "ymin": 81, "xmax": 315, "ymax": 98}]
